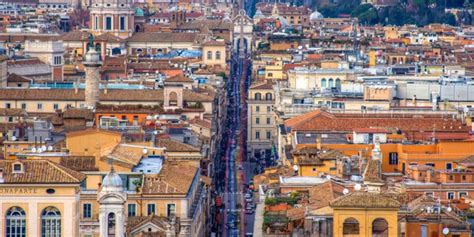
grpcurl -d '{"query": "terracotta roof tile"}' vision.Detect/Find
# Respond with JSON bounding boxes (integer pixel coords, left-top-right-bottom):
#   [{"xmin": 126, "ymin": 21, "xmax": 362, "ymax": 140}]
[
  {"xmin": 285, "ymin": 109, "xmax": 469, "ymax": 133},
  {"xmin": 330, "ymin": 191, "xmax": 400, "ymax": 209},
  {"xmin": 0, "ymin": 159, "xmax": 85, "ymax": 184},
  {"xmin": 0, "ymin": 89, "xmax": 213, "ymax": 102},
  {"xmin": 156, "ymin": 138, "xmax": 200, "ymax": 152},
  {"xmin": 59, "ymin": 156, "xmax": 98, "ymax": 171},
  {"xmin": 142, "ymin": 162, "xmax": 198, "ymax": 195}
]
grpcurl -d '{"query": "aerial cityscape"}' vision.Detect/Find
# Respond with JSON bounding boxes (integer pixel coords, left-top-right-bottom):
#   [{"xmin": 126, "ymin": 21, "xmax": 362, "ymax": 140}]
[{"xmin": 0, "ymin": 0, "xmax": 473, "ymax": 236}]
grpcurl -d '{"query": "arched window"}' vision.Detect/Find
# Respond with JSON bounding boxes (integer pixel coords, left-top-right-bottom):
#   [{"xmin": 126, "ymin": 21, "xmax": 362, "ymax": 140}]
[
  {"xmin": 41, "ymin": 207, "xmax": 61, "ymax": 237},
  {"xmin": 329, "ymin": 78, "xmax": 334, "ymax": 88},
  {"xmin": 343, "ymin": 217, "xmax": 359, "ymax": 236},
  {"xmin": 169, "ymin": 92, "xmax": 178, "ymax": 106},
  {"xmin": 335, "ymin": 78, "xmax": 341, "ymax": 89},
  {"xmin": 255, "ymin": 93, "xmax": 262, "ymax": 100},
  {"xmin": 265, "ymin": 93, "xmax": 273, "ymax": 101},
  {"xmin": 321, "ymin": 78, "xmax": 327, "ymax": 88},
  {"xmin": 6, "ymin": 206, "xmax": 26, "ymax": 237},
  {"xmin": 207, "ymin": 51, "xmax": 213, "ymax": 60},
  {"xmin": 108, "ymin": 212, "xmax": 115, "ymax": 236},
  {"xmin": 372, "ymin": 218, "xmax": 389, "ymax": 237},
  {"xmin": 215, "ymin": 51, "xmax": 221, "ymax": 60}
]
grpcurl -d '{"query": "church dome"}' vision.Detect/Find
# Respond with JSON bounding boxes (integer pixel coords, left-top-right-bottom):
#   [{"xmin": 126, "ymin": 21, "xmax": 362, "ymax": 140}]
[
  {"xmin": 310, "ymin": 9, "xmax": 324, "ymax": 21},
  {"xmin": 101, "ymin": 168, "xmax": 123, "ymax": 192},
  {"xmin": 254, "ymin": 9, "xmax": 264, "ymax": 19}
]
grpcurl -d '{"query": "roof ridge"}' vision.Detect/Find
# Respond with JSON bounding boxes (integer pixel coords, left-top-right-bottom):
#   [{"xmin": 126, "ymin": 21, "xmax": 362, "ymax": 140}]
[{"xmin": 45, "ymin": 159, "xmax": 85, "ymax": 182}]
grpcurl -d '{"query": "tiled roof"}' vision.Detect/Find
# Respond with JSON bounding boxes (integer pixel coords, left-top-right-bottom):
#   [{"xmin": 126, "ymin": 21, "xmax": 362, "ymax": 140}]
[
  {"xmin": 59, "ymin": 156, "xmax": 98, "ymax": 171},
  {"xmin": 285, "ymin": 109, "xmax": 469, "ymax": 133},
  {"xmin": 142, "ymin": 162, "xmax": 198, "ymax": 195},
  {"xmin": 249, "ymin": 81, "xmax": 273, "ymax": 90},
  {"xmin": 177, "ymin": 20, "xmax": 233, "ymax": 30},
  {"xmin": 363, "ymin": 159, "xmax": 384, "ymax": 183},
  {"xmin": 165, "ymin": 74, "xmax": 193, "ymax": 83},
  {"xmin": 308, "ymin": 180, "xmax": 345, "ymax": 209},
  {"xmin": 330, "ymin": 191, "xmax": 400, "ymax": 209},
  {"xmin": 63, "ymin": 108, "xmax": 94, "ymax": 120},
  {"xmin": 0, "ymin": 108, "xmax": 26, "ymax": 117},
  {"xmin": 127, "ymin": 32, "xmax": 201, "ymax": 43},
  {"xmin": 102, "ymin": 144, "xmax": 146, "ymax": 167},
  {"xmin": 6, "ymin": 73, "xmax": 31, "ymax": 83},
  {"xmin": 156, "ymin": 138, "xmax": 200, "ymax": 152},
  {"xmin": 59, "ymin": 31, "xmax": 90, "ymax": 41},
  {"xmin": 96, "ymin": 33, "xmax": 123, "ymax": 43},
  {"xmin": 0, "ymin": 89, "xmax": 213, "ymax": 102},
  {"xmin": 126, "ymin": 215, "xmax": 179, "ymax": 234},
  {"xmin": 0, "ymin": 160, "xmax": 85, "ymax": 184},
  {"xmin": 190, "ymin": 118, "xmax": 212, "ymax": 129}
]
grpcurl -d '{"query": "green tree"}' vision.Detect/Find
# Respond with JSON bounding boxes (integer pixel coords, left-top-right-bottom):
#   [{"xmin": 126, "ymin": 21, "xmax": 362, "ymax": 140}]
[{"xmin": 443, "ymin": 12, "xmax": 457, "ymax": 25}]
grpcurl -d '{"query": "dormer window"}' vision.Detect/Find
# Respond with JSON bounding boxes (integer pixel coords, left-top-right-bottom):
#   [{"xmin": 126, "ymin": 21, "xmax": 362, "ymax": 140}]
[{"xmin": 12, "ymin": 162, "xmax": 24, "ymax": 173}]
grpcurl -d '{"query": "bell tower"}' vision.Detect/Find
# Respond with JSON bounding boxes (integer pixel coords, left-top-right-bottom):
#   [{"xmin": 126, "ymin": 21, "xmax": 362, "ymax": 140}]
[
  {"xmin": 89, "ymin": 0, "xmax": 135, "ymax": 38},
  {"xmin": 98, "ymin": 167, "xmax": 127, "ymax": 237}
]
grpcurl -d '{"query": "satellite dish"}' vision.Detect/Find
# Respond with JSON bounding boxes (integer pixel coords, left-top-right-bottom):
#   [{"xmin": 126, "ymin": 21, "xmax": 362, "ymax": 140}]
[
  {"xmin": 326, "ymin": 175, "xmax": 331, "ymax": 180},
  {"xmin": 293, "ymin": 165, "xmax": 299, "ymax": 171},
  {"xmin": 153, "ymin": 131, "xmax": 158, "ymax": 135},
  {"xmin": 47, "ymin": 146, "xmax": 53, "ymax": 151},
  {"xmin": 11, "ymin": 136, "xmax": 16, "ymax": 141},
  {"xmin": 298, "ymin": 45, "xmax": 303, "ymax": 50},
  {"xmin": 41, "ymin": 145, "xmax": 47, "ymax": 151},
  {"xmin": 442, "ymin": 227, "xmax": 449, "ymax": 235},
  {"xmin": 343, "ymin": 188, "xmax": 349, "ymax": 195},
  {"xmin": 447, "ymin": 207, "xmax": 452, "ymax": 212},
  {"xmin": 37, "ymin": 147, "xmax": 42, "ymax": 153},
  {"xmin": 354, "ymin": 183, "xmax": 362, "ymax": 191},
  {"xmin": 142, "ymin": 148, "xmax": 148, "ymax": 154},
  {"xmin": 31, "ymin": 147, "xmax": 36, "ymax": 153}
]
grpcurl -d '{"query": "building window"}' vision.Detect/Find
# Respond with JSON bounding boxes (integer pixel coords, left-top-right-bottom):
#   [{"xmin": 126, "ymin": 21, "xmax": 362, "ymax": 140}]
[
  {"xmin": 266, "ymin": 131, "xmax": 271, "ymax": 139},
  {"xmin": 83, "ymin": 203, "xmax": 92, "ymax": 219},
  {"xmin": 147, "ymin": 203, "xmax": 156, "ymax": 215},
  {"xmin": 343, "ymin": 218, "xmax": 359, "ymax": 235},
  {"xmin": 53, "ymin": 56, "xmax": 61, "ymax": 65},
  {"xmin": 41, "ymin": 206, "xmax": 61, "ymax": 237},
  {"xmin": 94, "ymin": 16, "xmax": 98, "ymax": 30},
  {"xmin": 459, "ymin": 192, "xmax": 468, "ymax": 198},
  {"xmin": 105, "ymin": 16, "xmax": 112, "ymax": 30},
  {"xmin": 5, "ymin": 103, "xmax": 11, "ymax": 108},
  {"xmin": 167, "ymin": 204, "xmax": 175, "ymax": 217},
  {"xmin": 329, "ymin": 78, "xmax": 334, "ymax": 88},
  {"xmin": 6, "ymin": 206, "xmax": 26, "ymax": 237},
  {"xmin": 462, "ymin": 175, "xmax": 466, "ymax": 181},
  {"xmin": 426, "ymin": 163, "xmax": 435, "ymax": 167},
  {"xmin": 256, "ymin": 117, "xmax": 260, "ymax": 124},
  {"xmin": 447, "ymin": 192, "xmax": 455, "ymax": 200},
  {"xmin": 449, "ymin": 175, "xmax": 453, "ymax": 180},
  {"xmin": 265, "ymin": 93, "xmax": 272, "ymax": 100},
  {"xmin": 254, "ymin": 93, "xmax": 261, "ymax": 100},
  {"xmin": 215, "ymin": 51, "xmax": 221, "ymax": 60},
  {"xmin": 12, "ymin": 163, "xmax": 23, "ymax": 173},
  {"xmin": 53, "ymin": 104, "xmax": 59, "ymax": 110},
  {"xmin": 388, "ymin": 152, "xmax": 398, "ymax": 165},
  {"xmin": 266, "ymin": 117, "xmax": 271, "ymax": 124},
  {"xmin": 256, "ymin": 106, "xmax": 260, "ymax": 112},
  {"xmin": 267, "ymin": 106, "xmax": 271, "ymax": 112},
  {"xmin": 128, "ymin": 203, "xmax": 136, "ymax": 217},
  {"xmin": 321, "ymin": 78, "xmax": 327, "ymax": 88},
  {"xmin": 446, "ymin": 163, "xmax": 452, "ymax": 170},
  {"xmin": 372, "ymin": 218, "xmax": 389, "ymax": 236},
  {"xmin": 267, "ymin": 73, "xmax": 273, "ymax": 77},
  {"xmin": 21, "ymin": 103, "xmax": 26, "ymax": 109},
  {"xmin": 207, "ymin": 51, "xmax": 212, "ymax": 60},
  {"xmin": 119, "ymin": 16, "xmax": 126, "ymax": 31},
  {"xmin": 255, "ymin": 131, "xmax": 260, "ymax": 140},
  {"xmin": 37, "ymin": 103, "xmax": 43, "ymax": 110}
]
